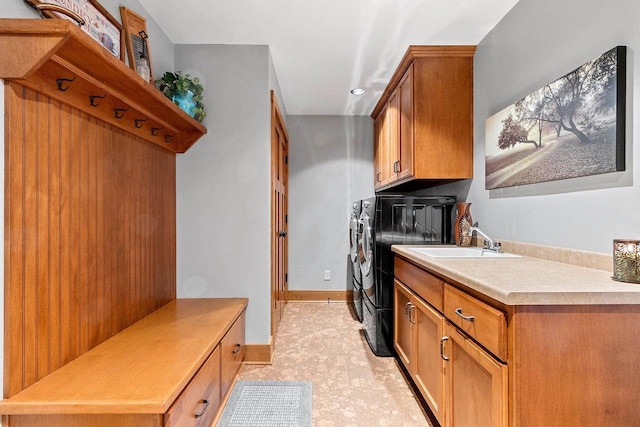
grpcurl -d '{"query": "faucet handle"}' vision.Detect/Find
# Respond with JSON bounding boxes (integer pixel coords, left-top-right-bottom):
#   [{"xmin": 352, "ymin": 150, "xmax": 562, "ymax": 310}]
[{"xmin": 494, "ymin": 241, "xmax": 502, "ymax": 253}]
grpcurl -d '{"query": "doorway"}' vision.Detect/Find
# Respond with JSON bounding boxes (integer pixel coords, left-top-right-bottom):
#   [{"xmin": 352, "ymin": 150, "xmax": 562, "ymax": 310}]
[{"xmin": 271, "ymin": 91, "xmax": 289, "ymax": 337}]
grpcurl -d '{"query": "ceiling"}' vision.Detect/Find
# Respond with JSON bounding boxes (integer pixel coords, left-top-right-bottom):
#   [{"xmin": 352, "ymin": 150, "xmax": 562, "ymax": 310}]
[{"xmin": 138, "ymin": 0, "xmax": 519, "ymax": 116}]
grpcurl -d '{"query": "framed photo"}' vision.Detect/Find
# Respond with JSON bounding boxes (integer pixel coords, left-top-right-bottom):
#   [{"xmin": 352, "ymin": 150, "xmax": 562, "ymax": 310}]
[
  {"xmin": 485, "ymin": 46, "xmax": 626, "ymax": 190},
  {"xmin": 120, "ymin": 7, "xmax": 153, "ymax": 80},
  {"xmin": 25, "ymin": 0, "xmax": 124, "ymax": 60}
]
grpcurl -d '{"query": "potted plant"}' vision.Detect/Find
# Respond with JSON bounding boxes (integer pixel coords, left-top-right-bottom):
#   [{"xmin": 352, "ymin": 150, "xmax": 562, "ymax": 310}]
[{"xmin": 155, "ymin": 71, "xmax": 206, "ymax": 122}]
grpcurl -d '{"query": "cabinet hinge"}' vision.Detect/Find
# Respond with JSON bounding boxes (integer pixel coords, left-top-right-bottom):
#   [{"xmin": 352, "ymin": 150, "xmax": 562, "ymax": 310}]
[
  {"xmin": 285, "ymin": 273, "xmax": 288, "ymax": 282},
  {"xmin": 285, "ymin": 215, "xmax": 288, "ymax": 223},
  {"xmin": 285, "ymin": 156, "xmax": 288, "ymax": 164}
]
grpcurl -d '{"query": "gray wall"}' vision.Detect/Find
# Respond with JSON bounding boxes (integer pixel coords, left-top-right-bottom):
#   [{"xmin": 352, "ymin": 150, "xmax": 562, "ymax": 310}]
[
  {"xmin": 287, "ymin": 116, "xmax": 374, "ymax": 291},
  {"xmin": 174, "ymin": 45, "xmax": 275, "ymax": 344},
  {"xmin": 422, "ymin": 0, "xmax": 640, "ymax": 254}
]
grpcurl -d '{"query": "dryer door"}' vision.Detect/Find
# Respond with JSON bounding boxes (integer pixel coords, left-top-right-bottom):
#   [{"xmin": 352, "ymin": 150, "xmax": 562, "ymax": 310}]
[
  {"xmin": 359, "ymin": 212, "xmax": 373, "ymax": 277},
  {"xmin": 350, "ymin": 212, "xmax": 359, "ymax": 263}
]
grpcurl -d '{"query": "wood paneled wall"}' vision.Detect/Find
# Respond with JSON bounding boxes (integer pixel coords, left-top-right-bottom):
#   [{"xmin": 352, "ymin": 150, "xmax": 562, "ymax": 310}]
[{"xmin": 4, "ymin": 83, "xmax": 177, "ymax": 397}]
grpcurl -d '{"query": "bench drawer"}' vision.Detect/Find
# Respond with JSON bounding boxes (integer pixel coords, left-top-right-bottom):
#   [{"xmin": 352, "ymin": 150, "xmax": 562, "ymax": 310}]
[
  {"xmin": 165, "ymin": 346, "xmax": 221, "ymax": 427},
  {"xmin": 444, "ymin": 284, "xmax": 507, "ymax": 361},
  {"xmin": 221, "ymin": 313, "xmax": 246, "ymax": 399}
]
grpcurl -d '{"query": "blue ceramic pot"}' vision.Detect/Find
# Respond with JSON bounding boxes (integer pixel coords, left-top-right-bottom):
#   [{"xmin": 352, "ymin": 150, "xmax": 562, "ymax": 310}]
[{"xmin": 172, "ymin": 90, "xmax": 196, "ymax": 118}]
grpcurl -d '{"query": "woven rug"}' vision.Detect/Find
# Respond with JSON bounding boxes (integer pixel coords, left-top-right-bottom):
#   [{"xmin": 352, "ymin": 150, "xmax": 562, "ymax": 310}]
[{"xmin": 218, "ymin": 380, "xmax": 313, "ymax": 427}]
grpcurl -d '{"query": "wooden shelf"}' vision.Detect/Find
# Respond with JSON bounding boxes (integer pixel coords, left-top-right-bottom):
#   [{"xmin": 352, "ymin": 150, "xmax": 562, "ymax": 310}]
[{"xmin": 0, "ymin": 19, "xmax": 207, "ymax": 153}]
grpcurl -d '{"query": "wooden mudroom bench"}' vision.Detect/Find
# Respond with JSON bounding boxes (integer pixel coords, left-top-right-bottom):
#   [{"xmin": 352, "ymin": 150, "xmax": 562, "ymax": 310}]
[{"xmin": 0, "ymin": 298, "xmax": 247, "ymax": 427}]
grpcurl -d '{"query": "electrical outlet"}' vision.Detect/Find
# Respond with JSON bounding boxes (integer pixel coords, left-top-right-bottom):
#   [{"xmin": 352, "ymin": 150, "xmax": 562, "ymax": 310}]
[{"xmin": 324, "ymin": 270, "xmax": 331, "ymax": 281}]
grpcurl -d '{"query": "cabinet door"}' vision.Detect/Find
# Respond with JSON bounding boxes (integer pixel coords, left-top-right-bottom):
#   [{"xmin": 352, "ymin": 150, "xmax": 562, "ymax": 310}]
[
  {"xmin": 413, "ymin": 294, "xmax": 445, "ymax": 426},
  {"xmin": 387, "ymin": 88, "xmax": 400, "ymax": 183},
  {"xmin": 373, "ymin": 104, "xmax": 390, "ymax": 189},
  {"xmin": 443, "ymin": 322, "xmax": 507, "ymax": 427},
  {"xmin": 394, "ymin": 280, "xmax": 414, "ymax": 369},
  {"xmin": 397, "ymin": 63, "xmax": 414, "ymax": 181}
]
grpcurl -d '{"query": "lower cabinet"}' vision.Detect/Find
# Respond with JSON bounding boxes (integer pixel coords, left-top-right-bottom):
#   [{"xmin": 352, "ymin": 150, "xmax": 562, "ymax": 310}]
[
  {"xmin": 442, "ymin": 322, "xmax": 507, "ymax": 427},
  {"xmin": 394, "ymin": 280, "xmax": 445, "ymax": 425},
  {"xmin": 394, "ymin": 260, "xmax": 507, "ymax": 427}
]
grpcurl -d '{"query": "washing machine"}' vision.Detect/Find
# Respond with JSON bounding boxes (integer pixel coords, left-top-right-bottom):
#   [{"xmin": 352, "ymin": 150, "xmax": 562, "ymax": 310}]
[{"xmin": 349, "ymin": 200, "xmax": 363, "ymax": 321}]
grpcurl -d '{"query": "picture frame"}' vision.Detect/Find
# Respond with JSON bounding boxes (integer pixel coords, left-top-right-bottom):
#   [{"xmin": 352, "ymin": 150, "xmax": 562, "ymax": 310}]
[
  {"xmin": 485, "ymin": 46, "xmax": 626, "ymax": 190},
  {"xmin": 119, "ymin": 7, "xmax": 153, "ymax": 80},
  {"xmin": 24, "ymin": 0, "xmax": 124, "ymax": 60}
]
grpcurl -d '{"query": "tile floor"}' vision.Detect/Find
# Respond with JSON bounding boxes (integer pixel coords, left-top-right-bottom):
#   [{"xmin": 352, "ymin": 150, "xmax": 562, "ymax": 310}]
[{"xmin": 239, "ymin": 302, "xmax": 432, "ymax": 426}]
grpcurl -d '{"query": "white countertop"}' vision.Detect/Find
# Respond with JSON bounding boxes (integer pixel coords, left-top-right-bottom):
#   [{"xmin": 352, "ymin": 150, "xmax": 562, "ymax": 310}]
[{"xmin": 392, "ymin": 245, "xmax": 640, "ymax": 305}]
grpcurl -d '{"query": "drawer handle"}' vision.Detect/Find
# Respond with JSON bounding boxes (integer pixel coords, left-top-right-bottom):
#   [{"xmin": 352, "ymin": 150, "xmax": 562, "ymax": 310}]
[
  {"xmin": 455, "ymin": 308, "xmax": 475, "ymax": 322},
  {"xmin": 408, "ymin": 304, "xmax": 416, "ymax": 325},
  {"xmin": 405, "ymin": 301, "xmax": 412, "ymax": 319},
  {"xmin": 194, "ymin": 399, "xmax": 209, "ymax": 418},
  {"xmin": 232, "ymin": 343, "xmax": 242, "ymax": 355},
  {"xmin": 440, "ymin": 336, "xmax": 449, "ymax": 361}
]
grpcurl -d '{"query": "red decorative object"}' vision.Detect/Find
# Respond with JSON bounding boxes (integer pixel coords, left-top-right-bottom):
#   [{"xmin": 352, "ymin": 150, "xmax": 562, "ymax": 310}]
[{"xmin": 454, "ymin": 202, "xmax": 473, "ymax": 247}]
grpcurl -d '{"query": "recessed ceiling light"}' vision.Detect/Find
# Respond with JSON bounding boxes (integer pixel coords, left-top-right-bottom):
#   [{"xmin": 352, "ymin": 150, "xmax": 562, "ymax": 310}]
[{"xmin": 350, "ymin": 88, "xmax": 366, "ymax": 96}]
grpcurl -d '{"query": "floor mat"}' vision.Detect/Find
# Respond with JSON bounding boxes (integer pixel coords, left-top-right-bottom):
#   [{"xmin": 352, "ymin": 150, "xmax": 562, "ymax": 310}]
[{"xmin": 218, "ymin": 380, "xmax": 312, "ymax": 426}]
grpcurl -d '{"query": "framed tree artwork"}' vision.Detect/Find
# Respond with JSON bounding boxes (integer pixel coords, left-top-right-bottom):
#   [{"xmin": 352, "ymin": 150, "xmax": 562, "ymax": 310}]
[
  {"xmin": 485, "ymin": 46, "xmax": 626, "ymax": 190},
  {"xmin": 119, "ymin": 6, "xmax": 153, "ymax": 79}
]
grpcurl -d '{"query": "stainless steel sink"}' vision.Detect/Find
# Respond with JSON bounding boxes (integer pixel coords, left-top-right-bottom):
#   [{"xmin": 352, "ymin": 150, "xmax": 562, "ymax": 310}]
[{"xmin": 409, "ymin": 247, "xmax": 521, "ymax": 258}]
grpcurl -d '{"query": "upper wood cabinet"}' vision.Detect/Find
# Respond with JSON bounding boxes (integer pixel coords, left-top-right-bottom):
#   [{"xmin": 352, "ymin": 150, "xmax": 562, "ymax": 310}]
[
  {"xmin": 0, "ymin": 19, "xmax": 206, "ymax": 153},
  {"xmin": 371, "ymin": 46, "xmax": 475, "ymax": 191}
]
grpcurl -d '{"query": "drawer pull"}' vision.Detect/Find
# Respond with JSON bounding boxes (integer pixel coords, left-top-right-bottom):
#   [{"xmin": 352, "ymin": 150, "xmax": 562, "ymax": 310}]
[
  {"xmin": 405, "ymin": 301, "xmax": 412, "ymax": 319},
  {"xmin": 194, "ymin": 399, "xmax": 209, "ymax": 418},
  {"xmin": 440, "ymin": 336, "xmax": 449, "ymax": 361},
  {"xmin": 408, "ymin": 304, "xmax": 416, "ymax": 325},
  {"xmin": 232, "ymin": 343, "xmax": 242, "ymax": 355},
  {"xmin": 455, "ymin": 307, "xmax": 475, "ymax": 322}
]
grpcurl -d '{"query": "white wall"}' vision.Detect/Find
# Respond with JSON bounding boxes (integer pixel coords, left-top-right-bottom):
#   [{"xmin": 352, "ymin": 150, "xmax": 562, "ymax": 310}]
[
  {"xmin": 174, "ymin": 45, "xmax": 274, "ymax": 344},
  {"xmin": 287, "ymin": 116, "xmax": 373, "ymax": 291},
  {"xmin": 420, "ymin": 0, "xmax": 640, "ymax": 254}
]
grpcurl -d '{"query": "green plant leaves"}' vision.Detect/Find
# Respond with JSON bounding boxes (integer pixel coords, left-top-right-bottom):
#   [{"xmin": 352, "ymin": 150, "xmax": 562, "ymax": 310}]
[{"xmin": 154, "ymin": 71, "xmax": 206, "ymax": 122}]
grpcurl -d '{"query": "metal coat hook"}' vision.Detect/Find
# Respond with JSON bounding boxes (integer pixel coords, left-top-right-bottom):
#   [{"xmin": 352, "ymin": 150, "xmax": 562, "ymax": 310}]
[
  {"xmin": 89, "ymin": 94, "xmax": 107, "ymax": 107},
  {"xmin": 114, "ymin": 107, "xmax": 129, "ymax": 119},
  {"xmin": 134, "ymin": 118, "xmax": 148, "ymax": 128},
  {"xmin": 151, "ymin": 127, "xmax": 163, "ymax": 136},
  {"xmin": 56, "ymin": 76, "xmax": 76, "ymax": 91},
  {"xmin": 165, "ymin": 134, "xmax": 175, "ymax": 143}
]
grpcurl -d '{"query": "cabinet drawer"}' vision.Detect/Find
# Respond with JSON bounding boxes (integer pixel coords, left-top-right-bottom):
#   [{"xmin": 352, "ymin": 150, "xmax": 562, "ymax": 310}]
[
  {"xmin": 444, "ymin": 285, "xmax": 507, "ymax": 361},
  {"xmin": 221, "ymin": 312, "xmax": 246, "ymax": 398},
  {"xmin": 395, "ymin": 257, "xmax": 444, "ymax": 311},
  {"xmin": 165, "ymin": 346, "xmax": 221, "ymax": 427}
]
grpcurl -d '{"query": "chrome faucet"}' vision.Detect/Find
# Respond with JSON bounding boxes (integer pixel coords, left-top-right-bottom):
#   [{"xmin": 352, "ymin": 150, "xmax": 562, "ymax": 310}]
[{"xmin": 467, "ymin": 222, "xmax": 502, "ymax": 252}]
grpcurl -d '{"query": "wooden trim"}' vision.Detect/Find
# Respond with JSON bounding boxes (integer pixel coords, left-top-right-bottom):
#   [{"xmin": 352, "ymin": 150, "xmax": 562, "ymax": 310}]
[
  {"xmin": 371, "ymin": 45, "xmax": 476, "ymax": 119},
  {"xmin": 287, "ymin": 290, "xmax": 353, "ymax": 302},
  {"xmin": 244, "ymin": 338, "xmax": 274, "ymax": 365}
]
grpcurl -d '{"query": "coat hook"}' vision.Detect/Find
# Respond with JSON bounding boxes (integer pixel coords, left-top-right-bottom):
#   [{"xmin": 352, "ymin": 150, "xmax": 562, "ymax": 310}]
[
  {"xmin": 151, "ymin": 126, "xmax": 163, "ymax": 136},
  {"xmin": 114, "ymin": 107, "xmax": 129, "ymax": 119},
  {"xmin": 56, "ymin": 76, "xmax": 76, "ymax": 91},
  {"xmin": 89, "ymin": 94, "xmax": 107, "ymax": 107},
  {"xmin": 134, "ymin": 118, "xmax": 148, "ymax": 128},
  {"xmin": 165, "ymin": 134, "xmax": 175, "ymax": 143}
]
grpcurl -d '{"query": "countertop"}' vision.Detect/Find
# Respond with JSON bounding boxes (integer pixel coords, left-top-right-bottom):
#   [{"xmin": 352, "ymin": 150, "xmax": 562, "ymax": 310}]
[{"xmin": 392, "ymin": 245, "xmax": 640, "ymax": 305}]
